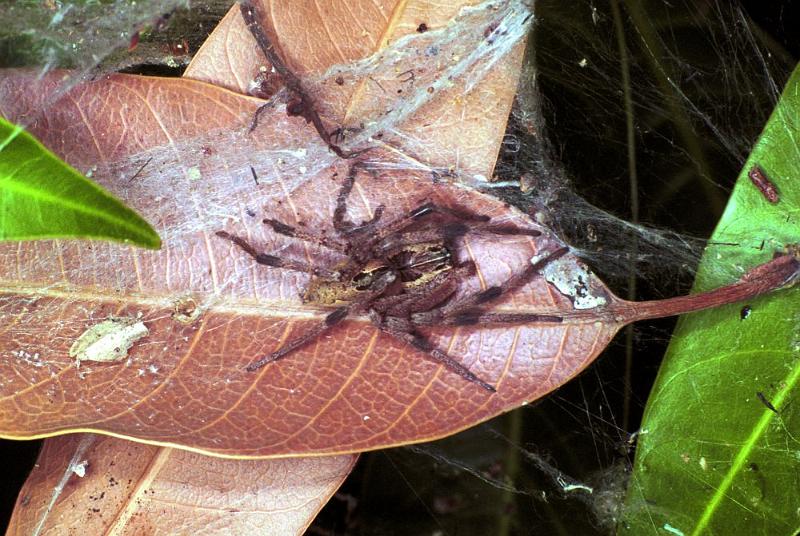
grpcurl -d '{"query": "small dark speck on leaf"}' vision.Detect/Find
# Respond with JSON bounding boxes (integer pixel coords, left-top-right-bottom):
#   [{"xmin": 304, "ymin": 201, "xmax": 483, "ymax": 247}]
[
  {"xmin": 417, "ymin": 23, "xmax": 428, "ymax": 32},
  {"xmin": 740, "ymin": 305, "xmax": 751, "ymax": 320},
  {"xmin": 756, "ymin": 391, "xmax": 778, "ymax": 414}
]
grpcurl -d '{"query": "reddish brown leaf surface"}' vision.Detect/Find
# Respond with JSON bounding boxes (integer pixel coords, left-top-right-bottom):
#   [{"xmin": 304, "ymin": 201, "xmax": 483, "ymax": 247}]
[
  {"xmin": 185, "ymin": 0, "xmax": 527, "ymax": 178},
  {"xmin": 0, "ymin": 0, "xmax": 540, "ymax": 459},
  {"xmin": 0, "ymin": 70, "xmax": 613, "ymax": 457},
  {"xmin": 6, "ymin": 433, "xmax": 356, "ymax": 535}
]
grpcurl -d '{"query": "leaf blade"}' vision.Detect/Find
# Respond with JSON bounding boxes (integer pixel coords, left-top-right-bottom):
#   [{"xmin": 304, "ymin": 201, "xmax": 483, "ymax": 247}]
[
  {"xmin": 621, "ymin": 63, "xmax": 800, "ymax": 536},
  {"xmin": 0, "ymin": 116, "xmax": 161, "ymax": 249},
  {"xmin": 6, "ymin": 434, "xmax": 356, "ymax": 535}
]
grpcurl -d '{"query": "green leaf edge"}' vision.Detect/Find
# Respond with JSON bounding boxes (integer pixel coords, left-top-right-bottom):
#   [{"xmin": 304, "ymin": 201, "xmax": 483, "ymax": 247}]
[{"xmin": 0, "ymin": 116, "xmax": 161, "ymax": 249}]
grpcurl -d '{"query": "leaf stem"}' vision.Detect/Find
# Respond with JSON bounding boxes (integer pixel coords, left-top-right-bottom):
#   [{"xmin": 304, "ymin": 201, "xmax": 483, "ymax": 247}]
[{"xmin": 612, "ymin": 254, "xmax": 799, "ymax": 323}]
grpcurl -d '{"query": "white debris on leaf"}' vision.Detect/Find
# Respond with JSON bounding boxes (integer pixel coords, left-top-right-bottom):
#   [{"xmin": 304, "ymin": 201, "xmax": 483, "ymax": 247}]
[
  {"xmin": 71, "ymin": 460, "xmax": 88, "ymax": 478},
  {"xmin": 69, "ymin": 317, "xmax": 149, "ymax": 367},
  {"xmin": 186, "ymin": 166, "xmax": 202, "ymax": 181},
  {"xmin": 540, "ymin": 255, "xmax": 607, "ymax": 310}
]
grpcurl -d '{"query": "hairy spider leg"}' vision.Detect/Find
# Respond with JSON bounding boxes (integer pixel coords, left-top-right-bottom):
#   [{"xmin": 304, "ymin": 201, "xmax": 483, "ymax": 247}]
[
  {"xmin": 445, "ymin": 311, "xmax": 564, "ymax": 326},
  {"xmin": 412, "ymin": 247, "xmax": 571, "ymax": 327},
  {"xmin": 366, "ymin": 311, "xmax": 496, "ymax": 393},
  {"xmin": 330, "ymin": 163, "xmax": 542, "ymax": 253},
  {"xmin": 262, "ymin": 218, "xmax": 349, "ymax": 254},
  {"xmin": 216, "ymin": 230, "xmax": 341, "ymax": 279},
  {"xmin": 244, "ymin": 307, "xmax": 347, "ymax": 371},
  {"xmin": 373, "ymin": 221, "xmax": 539, "ymax": 262},
  {"xmin": 406, "ymin": 331, "xmax": 496, "ymax": 392},
  {"xmin": 365, "ymin": 202, "xmax": 491, "ymax": 250},
  {"xmin": 248, "ymin": 101, "xmax": 276, "ymax": 132},
  {"xmin": 364, "ymin": 248, "xmax": 569, "ymax": 392},
  {"xmin": 364, "ymin": 260, "xmax": 505, "ymax": 392},
  {"xmin": 333, "ymin": 162, "xmax": 385, "ymax": 235},
  {"xmin": 240, "ymin": 1, "xmax": 365, "ymax": 158},
  {"xmin": 370, "ymin": 203, "xmax": 543, "ymax": 258},
  {"xmin": 246, "ymin": 270, "xmax": 399, "ymax": 371}
]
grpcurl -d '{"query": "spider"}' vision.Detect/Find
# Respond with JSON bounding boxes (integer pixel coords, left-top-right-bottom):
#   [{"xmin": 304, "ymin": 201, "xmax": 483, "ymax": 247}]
[{"xmin": 217, "ymin": 163, "xmax": 568, "ymax": 392}]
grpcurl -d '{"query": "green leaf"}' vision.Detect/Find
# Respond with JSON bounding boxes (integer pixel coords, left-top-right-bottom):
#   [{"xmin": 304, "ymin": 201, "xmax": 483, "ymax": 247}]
[
  {"xmin": 620, "ymin": 64, "xmax": 800, "ymax": 535},
  {"xmin": 0, "ymin": 116, "xmax": 160, "ymax": 249}
]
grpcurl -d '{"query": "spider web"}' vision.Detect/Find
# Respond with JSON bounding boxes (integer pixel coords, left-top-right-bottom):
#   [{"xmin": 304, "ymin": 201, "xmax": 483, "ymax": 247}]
[{"xmin": 0, "ymin": 0, "xmax": 797, "ymax": 534}]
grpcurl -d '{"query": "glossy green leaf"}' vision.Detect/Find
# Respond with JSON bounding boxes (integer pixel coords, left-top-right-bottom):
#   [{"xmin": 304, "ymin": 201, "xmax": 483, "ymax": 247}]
[
  {"xmin": 0, "ymin": 116, "xmax": 160, "ymax": 249},
  {"xmin": 620, "ymin": 64, "xmax": 800, "ymax": 535}
]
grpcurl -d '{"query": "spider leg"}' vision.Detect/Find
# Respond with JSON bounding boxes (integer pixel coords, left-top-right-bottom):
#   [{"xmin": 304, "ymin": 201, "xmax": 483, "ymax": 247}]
[
  {"xmin": 262, "ymin": 218, "xmax": 349, "ymax": 253},
  {"xmin": 216, "ymin": 230, "xmax": 340, "ymax": 278},
  {"xmin": 408, "ymin": 203, "xmax": 543, "ymax": 238},
  {"xmin": 439, "ymin": 311, "xmax": 563, "ymax": 326},
  {"xmin": 334, "ymin": 162, "xmax": 385, "ymax": 235},
  {"xmin": 245, "ymin": 306, "xmax": 349, "ymax": 371},
  {"xmin": 361, "ymin": 203, "xmax": 488, "ymax": 248},
  {"xmin": 412, "ymin": 246, "xmax": 571, "ymax": 325},
  {"xmin": 248, "ymin": 101, "xmax": 275, "ymax": 132},
  {"xmin": 368, "ymin": 312, "xmax": 496, "ymax": 392},
  {"xmin": 245, "ymin": 269, "xmax": 398, "ymax": 371},
  {"xmin": 239, "ymin": 2, "xmax": 364, "ymax": 158},
  {"xmin": 369, "ymin": 203, "xmax": 542, "ymax": 257}
]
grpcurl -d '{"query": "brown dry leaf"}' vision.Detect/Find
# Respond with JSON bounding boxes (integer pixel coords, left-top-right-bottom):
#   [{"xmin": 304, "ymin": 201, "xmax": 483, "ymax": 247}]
[
  {"xmin": 0, "ymin": 4, "xmax": 539, "ymax": 528},
  {"xmin": 6, "ymin": 433, "xmax": 356, "ymax": 535},
  {"xmin": 186, "ymin": 0, "xmax": 527, "ymax": 178},
  {"xmin": 0, "ymin": 70, "xmax": 580, "ymax": 457},
  {"xmin": 1, "ymin": 0, "xmax": 797, "ymax": 465},
  {"xmin": 184, "ymin": 5, "xmax": 266, "ymax": 95}
]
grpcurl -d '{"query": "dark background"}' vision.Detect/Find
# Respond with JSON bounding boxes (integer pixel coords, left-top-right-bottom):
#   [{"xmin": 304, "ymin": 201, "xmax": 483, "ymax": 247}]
[{"xmin": 1, "ymin": 1, "xmax": 797, "ymax": 534}]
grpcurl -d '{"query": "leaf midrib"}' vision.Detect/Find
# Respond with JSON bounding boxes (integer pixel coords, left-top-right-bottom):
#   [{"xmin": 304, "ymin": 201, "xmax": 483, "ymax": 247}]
[{"xmin": 690, "ymin": 355, "xmax": 800, "ymax": 535}]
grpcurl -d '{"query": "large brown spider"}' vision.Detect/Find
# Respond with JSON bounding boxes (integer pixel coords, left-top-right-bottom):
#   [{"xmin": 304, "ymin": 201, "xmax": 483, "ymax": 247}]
[{"xmin": 217, "ymin": 163, "xmax": 568, "ymax": 392}]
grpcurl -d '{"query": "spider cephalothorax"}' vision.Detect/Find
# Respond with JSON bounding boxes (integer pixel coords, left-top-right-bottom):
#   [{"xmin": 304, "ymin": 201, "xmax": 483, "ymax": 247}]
[{"xmin": 217, "ymin": 163, "xmax": 567, "ymax": 392}]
